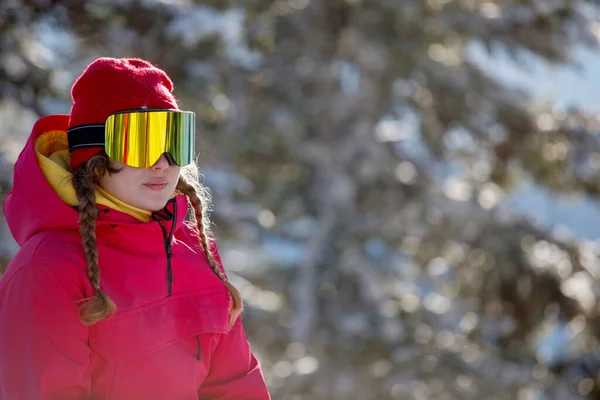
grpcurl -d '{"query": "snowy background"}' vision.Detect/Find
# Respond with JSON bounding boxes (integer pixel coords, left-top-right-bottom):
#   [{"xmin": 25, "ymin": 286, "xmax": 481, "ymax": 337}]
[{"xmin": 3, "ymin": 1, "xmax": 600, "ymax": 399}]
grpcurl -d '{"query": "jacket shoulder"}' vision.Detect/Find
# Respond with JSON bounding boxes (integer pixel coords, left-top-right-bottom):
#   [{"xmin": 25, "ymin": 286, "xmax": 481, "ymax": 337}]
[{"xmin": 2, "ymin": 230, "xmax": 87, "ymax": 288}]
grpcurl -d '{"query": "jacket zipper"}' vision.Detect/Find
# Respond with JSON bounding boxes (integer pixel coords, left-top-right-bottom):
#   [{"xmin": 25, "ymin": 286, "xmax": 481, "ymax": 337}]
[{"xmin": 153, "ymin": 199, "xmax": 177, "ymax": 296}]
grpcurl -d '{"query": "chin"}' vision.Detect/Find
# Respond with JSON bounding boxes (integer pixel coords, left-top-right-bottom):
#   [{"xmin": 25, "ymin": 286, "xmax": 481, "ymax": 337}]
[
  {"xmin": 147, "ymin": 200, "xmax": 171, "ymax": 212},
  {"xmin": 133, "ymin": 197, "xmax": 171, "ymax": 212}
]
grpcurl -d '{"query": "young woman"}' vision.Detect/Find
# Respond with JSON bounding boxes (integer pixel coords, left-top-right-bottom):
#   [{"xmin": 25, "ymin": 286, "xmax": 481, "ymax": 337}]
[{"xmin": 0, "ymin": 57, "xmax": 271, "ymax": 399}]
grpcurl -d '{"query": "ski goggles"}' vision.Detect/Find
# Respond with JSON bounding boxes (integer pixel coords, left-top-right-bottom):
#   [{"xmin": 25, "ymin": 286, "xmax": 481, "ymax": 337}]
[{"xmin": 67, "ymin": 109, "xmax": 196, "ymax": 168}]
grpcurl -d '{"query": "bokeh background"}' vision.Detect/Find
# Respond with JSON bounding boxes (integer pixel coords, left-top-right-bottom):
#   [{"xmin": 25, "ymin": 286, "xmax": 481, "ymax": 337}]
[{"xmin": 4, "ymin": 1, "xmax": 600, "ymax": 399}]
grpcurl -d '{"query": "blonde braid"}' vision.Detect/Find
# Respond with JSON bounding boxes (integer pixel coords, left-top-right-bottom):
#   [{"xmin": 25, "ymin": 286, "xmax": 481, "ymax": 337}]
[
  {"xmin": 176, "ymin": 173, "xmax": 243, "ymax": 328},
  {"xmin": 71, "ymin": 153, "xmax": 117, "ymax": 325}
]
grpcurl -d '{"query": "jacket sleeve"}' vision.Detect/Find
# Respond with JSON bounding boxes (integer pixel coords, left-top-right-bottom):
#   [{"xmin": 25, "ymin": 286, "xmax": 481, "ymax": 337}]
[
  {"xmin": 0, "ymin": 262, "xmax": 91, "ymax": 400},
  {"xmin": 197, "ymin": 318, "xmax": 271, "ymax": 400},
  {"xmin": 196, "ymin": 241, "xmax": 270, "ymax": 399}
]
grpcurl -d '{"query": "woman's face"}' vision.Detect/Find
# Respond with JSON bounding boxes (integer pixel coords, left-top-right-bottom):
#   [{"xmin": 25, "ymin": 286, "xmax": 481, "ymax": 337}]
[{"xmin": 99, "ymin": 154, "xmax": 181, "ymax": 211}]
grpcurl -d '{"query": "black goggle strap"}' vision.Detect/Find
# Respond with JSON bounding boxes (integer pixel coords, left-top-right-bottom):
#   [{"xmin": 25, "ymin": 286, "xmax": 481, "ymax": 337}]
[{"xmin": 67, "ymin": 124, "xmax": 105, "ymax": 153}]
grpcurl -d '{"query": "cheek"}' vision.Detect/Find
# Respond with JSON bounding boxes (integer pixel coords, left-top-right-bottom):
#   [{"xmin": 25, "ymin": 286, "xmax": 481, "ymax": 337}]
[
  {"xmin": 99, "ymin": 173, "xmax": 111, "ymax": 191},
  {"xmin": 109, "ymin": 159, "xmax": 126, "ymax": 169},
  {"xmin": 170, "ymin": 167, "xmax": 181, "ymax": 184},
  {"xmin": 100, "ymin": 171, "xmax": 140, "ymax": 197},
  {"xmin": 99, "ymin": 174, "xmax": 118, "ymax": 196}
]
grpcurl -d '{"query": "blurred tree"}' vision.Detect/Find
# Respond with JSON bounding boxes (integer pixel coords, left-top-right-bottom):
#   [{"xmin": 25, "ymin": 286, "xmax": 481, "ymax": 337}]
[{"xmin": 3, "ymin": 0, "xmax": 600, "ymax": 399}]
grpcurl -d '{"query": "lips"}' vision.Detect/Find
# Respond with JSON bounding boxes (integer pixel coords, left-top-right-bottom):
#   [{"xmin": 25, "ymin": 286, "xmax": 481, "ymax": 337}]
[{"xmin": 143, "ymin": 180, "xmax": 168, "ymax": 191}]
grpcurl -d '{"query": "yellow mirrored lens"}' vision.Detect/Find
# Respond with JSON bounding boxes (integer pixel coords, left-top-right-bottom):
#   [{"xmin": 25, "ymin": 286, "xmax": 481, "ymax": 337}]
[{"xmin": 105, "ymin": 110, "xmax": 195, "ymax": 168}]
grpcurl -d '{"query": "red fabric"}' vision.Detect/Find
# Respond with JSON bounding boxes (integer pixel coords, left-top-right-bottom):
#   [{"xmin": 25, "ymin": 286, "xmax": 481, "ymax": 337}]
[
  {"xmin": 0, "ymin": 116, "xmax": 271, "ymax": 400},
  {"xmin": 70, "ymin": 147, "xmax": 102, "ymax": 168},
  {"xmin": 68, "ymin": 57, "xmax": 179, "ymax": 170}
]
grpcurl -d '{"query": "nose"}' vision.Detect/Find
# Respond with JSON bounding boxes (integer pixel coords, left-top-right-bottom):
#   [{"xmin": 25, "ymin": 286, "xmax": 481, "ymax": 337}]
[{"xmin": 150, "ymin": 154, "xmax": 169, "ymax": 171}]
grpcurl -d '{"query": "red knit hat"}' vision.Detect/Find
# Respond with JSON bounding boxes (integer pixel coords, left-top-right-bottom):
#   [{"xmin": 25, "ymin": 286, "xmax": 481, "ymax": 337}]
[{"xmin": 68, "ymin": 57, "xmax": 179, "ymax": 169}]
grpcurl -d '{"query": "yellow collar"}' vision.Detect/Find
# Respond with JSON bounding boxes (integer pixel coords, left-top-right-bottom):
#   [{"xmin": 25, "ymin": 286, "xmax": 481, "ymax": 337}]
[{"xmin": 35, "ymin": 130, "xmax": 153, "ymax": 222}]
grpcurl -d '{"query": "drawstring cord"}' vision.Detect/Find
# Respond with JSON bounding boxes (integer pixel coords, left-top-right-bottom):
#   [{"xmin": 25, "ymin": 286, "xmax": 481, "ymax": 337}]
[{"xmin": 196, "ymin": 335, "xmax": 202, "ymax": 361}]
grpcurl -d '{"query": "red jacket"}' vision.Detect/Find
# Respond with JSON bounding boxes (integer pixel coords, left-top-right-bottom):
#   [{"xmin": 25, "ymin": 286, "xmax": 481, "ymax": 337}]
[{"xmin": 0, "ymin": 115, "xmax": 271, "ymax": 400}]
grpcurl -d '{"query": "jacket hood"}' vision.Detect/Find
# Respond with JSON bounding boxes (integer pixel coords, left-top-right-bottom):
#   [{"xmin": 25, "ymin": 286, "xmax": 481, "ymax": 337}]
[{"xmin": 3, "ymin": 114, "xmax": 187, "ymax": 246}]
